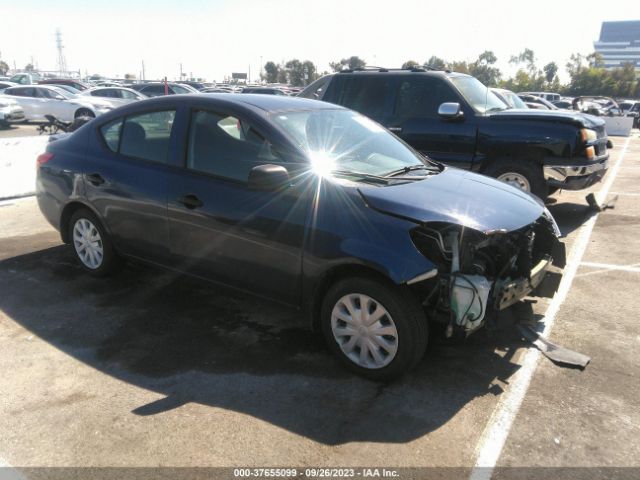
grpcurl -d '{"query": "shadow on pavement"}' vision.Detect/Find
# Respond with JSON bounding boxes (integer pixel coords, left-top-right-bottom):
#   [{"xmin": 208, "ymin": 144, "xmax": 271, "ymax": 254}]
[
  {"xmin": 547, "ymin": 200, "xmax": 596, "ymax": 237},
  {"xmin": 0, "ymin": 243, "xmax": 540, "ymax": 445}
]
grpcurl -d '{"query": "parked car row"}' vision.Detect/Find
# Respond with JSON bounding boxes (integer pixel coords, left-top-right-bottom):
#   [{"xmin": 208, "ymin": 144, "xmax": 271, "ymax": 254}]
[{"xmin": 1, "ymin": 85, "xmax": 115, "ymax": 123}]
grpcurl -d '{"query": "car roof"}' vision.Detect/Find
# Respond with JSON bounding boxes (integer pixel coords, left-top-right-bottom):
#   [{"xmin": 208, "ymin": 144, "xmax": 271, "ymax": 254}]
[
  {"xmin": 101, "ymin": 93, "xmax": 342, "ymax": 119},
  {"xmin": 333, "ymin": 69, "xmax": 467, "ymax": 78},
  {"xmin": 206, "ymin": 93, "xmax": 339, "ymax": 111}
]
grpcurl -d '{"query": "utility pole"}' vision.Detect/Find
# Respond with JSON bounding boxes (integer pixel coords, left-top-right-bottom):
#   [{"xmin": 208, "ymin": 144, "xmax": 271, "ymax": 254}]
[
  {"xmin": 141, "ymin": 60, "xmax": 145, "ymax": 81},
  {"xmin": 55, "ymin": 29, "xmax": 67, "ymax": 76},
  {"xmin": 179, "ymin": 63, "xmax": 183, "ymax": 80},
  {"xmin": 260, "ymin": 56, "xmax": 263, "ymax": 82}
]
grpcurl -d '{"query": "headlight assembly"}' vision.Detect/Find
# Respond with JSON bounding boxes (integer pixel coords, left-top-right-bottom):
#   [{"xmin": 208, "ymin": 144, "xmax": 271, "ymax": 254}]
[{"xmin": 580, "ymin": 128, "xmax": 597, "ymax": 143}]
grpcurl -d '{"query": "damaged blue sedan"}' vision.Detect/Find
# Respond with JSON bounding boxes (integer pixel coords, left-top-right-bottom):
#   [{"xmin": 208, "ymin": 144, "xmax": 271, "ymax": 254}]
[{"xmin": 36, "ymin": 94, "xmax": 565, "ymax": 380}]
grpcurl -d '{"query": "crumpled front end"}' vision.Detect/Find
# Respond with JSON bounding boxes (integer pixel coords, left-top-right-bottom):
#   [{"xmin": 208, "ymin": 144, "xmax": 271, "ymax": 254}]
[{"xmin": 408, "ymin": 211, "xmax": 566, "ymax": 334}]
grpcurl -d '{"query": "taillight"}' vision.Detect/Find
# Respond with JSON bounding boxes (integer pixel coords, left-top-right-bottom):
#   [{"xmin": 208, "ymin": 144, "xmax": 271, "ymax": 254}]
[{"xmin": 37, "ymin": 152, "xmax": 54, "ymax": 165}]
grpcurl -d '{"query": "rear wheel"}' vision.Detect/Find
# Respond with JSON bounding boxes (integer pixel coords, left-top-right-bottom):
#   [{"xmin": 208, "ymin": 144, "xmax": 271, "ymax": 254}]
[
  {"xmin": 74, "ymin": 108, "xmax": 95, "ymax": 119},
  {"xmin": 320, "ymin": 277, "xmax": 428, "ymax": 381},
  {"xmin": 484, "ymin": 158, "xmax": 548, "ymax": 200},
  {"xmin": 68, "ymin": 209, "xmax": 121, "ymax": 276}
]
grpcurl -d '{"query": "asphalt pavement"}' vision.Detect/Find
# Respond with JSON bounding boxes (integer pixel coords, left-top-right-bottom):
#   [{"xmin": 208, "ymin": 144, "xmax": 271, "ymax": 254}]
[{"xmin": 0, "ymin": 132, "xmax": 638, "ymax": 480}]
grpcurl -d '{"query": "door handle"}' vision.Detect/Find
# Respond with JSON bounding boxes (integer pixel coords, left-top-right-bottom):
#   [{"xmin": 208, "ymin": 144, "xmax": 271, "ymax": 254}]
[
  {"xmin": 87, "ymin": 173, "xmax": 105, "ymax": 186},
  {"xmin": 178, "ymin": 194, "xmax": 203, "ymax": 209},
  {"xmin": 388, "ymin": 127, "xmax": 402, "ymax": 133}
]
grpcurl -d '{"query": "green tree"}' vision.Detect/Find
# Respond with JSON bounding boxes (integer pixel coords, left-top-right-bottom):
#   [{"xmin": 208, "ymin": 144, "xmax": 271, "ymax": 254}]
[
  {"xmin": 509, "ymin": 48, "xmax": 536, "ymax": 75},
  {"xmin": 543, "ymin": 62, "xmax": 558, "ymax": 84},
  {"xmin": 25, "ymin": 63, "xmax": 34, "ymax": 72},
  {"xmin": 469, "ymin": 50, "xmax": 501, "ymax": 86},
  {"xmin": 424, "ymin": 56, "xmax": 447, "ymax": 70},
  {"xmin": 402, "ymin": 60, "xmax": 420, "ymax": 69},
  {"xmin": 450, "ymin": 60, "xmax": 470, "ymax": 74},
  {"xmin": 587, "ymin": 52, "xmax": 605, "ymax": 68},
  {"xmin": 0, "ymin": 60, "xmax": 8, "ymax": 76},
  {"xmin": 285, "ymin": 59, "xmax": 304, "ymax": 86},
  {"xmin": 263, "ymin": 61, "xmax": 279, "ymax": 83},
  {"xmin": 329, "ymin": 56, "xmax": 366, "ymax": 72}
]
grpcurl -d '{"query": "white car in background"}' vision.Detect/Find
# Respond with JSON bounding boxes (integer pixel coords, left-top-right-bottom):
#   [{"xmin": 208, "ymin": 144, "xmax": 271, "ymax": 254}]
[
  {"xmin": 2, "ymin": 85, "xmax": 115, "ymax": 122},
  {"xmin": 81, "ymin": 87, "xmax": 147, "ymax": 106},
  {"xmin": 0, "ymin": 96, "xmax": 26, "ymax": 127}
]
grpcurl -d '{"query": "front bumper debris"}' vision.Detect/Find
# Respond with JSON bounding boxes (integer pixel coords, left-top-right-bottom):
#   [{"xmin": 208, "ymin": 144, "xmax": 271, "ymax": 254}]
[
  {"xmin": 544, "ymin": 157, "xmax": 609, "ymax": 190},
  {"xmin": 495, "ymin": 256, "xmax": 562, "ymax": 311}
]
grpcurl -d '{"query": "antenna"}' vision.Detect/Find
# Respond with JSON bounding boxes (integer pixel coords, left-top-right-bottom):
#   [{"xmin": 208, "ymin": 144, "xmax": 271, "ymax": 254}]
[{"xmin": 55, "ymin": 29, "xmax": 67, "ymax": 76}]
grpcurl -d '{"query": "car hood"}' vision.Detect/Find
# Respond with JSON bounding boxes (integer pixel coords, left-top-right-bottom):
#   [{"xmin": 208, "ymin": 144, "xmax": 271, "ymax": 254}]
[
  {"xmin": 488, "ymin": 108, "xmax": 605, "ymax": 129},
  {"xmin": 358, "ymin": 168, "xmax": 544, "ymax": 233}
]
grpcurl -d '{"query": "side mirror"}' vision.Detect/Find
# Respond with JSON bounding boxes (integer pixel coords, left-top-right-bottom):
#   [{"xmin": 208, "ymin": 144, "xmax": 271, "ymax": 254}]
[
  {"xmin": 438, "ymin": 102, "xmax": 464, "ymax": 120},
  {"xmin": 248, "ymin": 164, "xmax": 290, "ymax": 191}
]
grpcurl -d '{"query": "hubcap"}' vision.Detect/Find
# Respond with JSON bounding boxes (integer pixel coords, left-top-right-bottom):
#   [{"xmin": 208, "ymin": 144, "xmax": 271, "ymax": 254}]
[
  {"xmin": 497, "ymin": 172, "xmax": 531, "ymax": 192},
  {"xmin": 331, "ymin": 293, "xmax": 398, "ymax": 369},
  {"xmin": 73, "ymin": 218, "xmax": 103, "ymax": 269}
]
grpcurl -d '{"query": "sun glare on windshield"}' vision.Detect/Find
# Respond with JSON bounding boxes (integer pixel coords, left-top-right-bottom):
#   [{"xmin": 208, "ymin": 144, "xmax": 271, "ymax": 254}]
[{"xmin": 309, "ymin": 150, "xmax": 337, "ymax": 178}]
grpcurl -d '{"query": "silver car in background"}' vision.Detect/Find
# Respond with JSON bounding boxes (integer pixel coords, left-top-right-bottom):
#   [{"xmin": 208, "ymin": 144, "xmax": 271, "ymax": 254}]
[
  {"xmin": 0, "ymin": 96, "xmax": 25, "ymax": 127},
  {"xmin": 2, "ymin": 85, "xmax": 116, "ymax": 122},
  {"xmin": 81, "ymin": 87, "xmax": 147, "ymax": 106}
]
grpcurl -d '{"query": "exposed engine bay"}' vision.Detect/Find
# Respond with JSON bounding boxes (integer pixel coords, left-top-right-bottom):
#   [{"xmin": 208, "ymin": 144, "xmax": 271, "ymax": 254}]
[{"xmin": 409, "ymin": 212, "xmax": 566, "ymax": 335}]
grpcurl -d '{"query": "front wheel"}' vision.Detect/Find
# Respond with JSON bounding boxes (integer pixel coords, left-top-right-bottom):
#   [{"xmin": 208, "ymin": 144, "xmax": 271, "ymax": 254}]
[
  {"xmin": 320, "ymin": 277, "xmax": 428, "ymax": 381},
  {"xmin": 484, "ymin": 158, "xmax": 548, "ymax": 200}
]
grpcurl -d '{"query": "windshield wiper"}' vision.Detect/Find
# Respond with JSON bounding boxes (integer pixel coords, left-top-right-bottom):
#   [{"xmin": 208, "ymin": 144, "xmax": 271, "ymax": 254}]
[
  {"xmin": 383, "ymin": 164, "xmax": 439, "ymax": 178},
  {"xmin": 331, "ymin": 170, "xmax": 390, "ymax": 184}
]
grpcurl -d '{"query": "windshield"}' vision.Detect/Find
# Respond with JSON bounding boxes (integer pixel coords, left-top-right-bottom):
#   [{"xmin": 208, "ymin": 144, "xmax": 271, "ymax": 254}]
[
  {"xmin": 50, "ymin": 84, "xmax": 81, "ymax": 95},
  {"xmin": 272, "ymin": 109, "xmax": 432, "ymax": 177},
  {"xmin": 450, "ymin": 76, "xmax": 506, "ymax": 113},
  {"xmin": 173, "ymin": 84, "xmax": 197, "ymax": 94},
  {"xmin": 504, "ymin": 91, "xmax": 528, "ymax": 109},
  {"xmin": 47, "ymin": 87, "xmax": 74, "ymax": 99}
]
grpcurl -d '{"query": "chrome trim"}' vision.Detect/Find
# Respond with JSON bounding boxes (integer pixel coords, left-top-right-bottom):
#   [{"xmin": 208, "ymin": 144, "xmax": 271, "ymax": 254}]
[
  {"xmin": 406, "ymin": 268, "xmax": 438, "ymax": 285},
  {"xmin": 544, "ymin": 159, "xmax": 609, "ymax": 182}
]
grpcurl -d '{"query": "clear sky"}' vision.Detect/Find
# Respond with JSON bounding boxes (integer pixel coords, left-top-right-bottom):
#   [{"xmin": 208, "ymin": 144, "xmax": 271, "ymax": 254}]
[{"xmin": 1, "ymin": 0, "xmax": 638, "ymax": 82}]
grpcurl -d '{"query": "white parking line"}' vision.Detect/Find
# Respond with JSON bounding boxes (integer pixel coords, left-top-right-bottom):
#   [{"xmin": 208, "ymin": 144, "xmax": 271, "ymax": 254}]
[
  {"xmin": 608, "ymin": 192, "xmax": 640, "ymax": 196},
  {"xmin": 578, "ymin": 262, "xmax": 640, "ymax": 275},
  {"xmin": 469, "ymin": 135, "xmax": 631, "ymax": 480}
]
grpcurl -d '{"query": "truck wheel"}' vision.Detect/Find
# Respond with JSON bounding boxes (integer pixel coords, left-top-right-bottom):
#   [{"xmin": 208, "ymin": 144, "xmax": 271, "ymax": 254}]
[
  {"xmin": 484, "ymin": 159, "xmax": 548, "ymax": 199},
  {"xmin": 320, "ymin": 276, "xmax": 428, "ymax": 381}
]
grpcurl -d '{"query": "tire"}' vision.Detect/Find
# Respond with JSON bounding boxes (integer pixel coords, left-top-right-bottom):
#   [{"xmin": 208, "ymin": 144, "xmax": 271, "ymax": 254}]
[
  {"xmin": 320, "ymin": 276, "xmax": 428, "ymax": 381},
  {"xmin": 74, "ymin": 108, "xmax": 95, "ymax": 119},
  {"xmin": 483, "ymin": 158, "xmax": 548, "ymax": 200},
  {"xmin": 68, "ymin": 208, "xmax": 122, "ymax": 276}
]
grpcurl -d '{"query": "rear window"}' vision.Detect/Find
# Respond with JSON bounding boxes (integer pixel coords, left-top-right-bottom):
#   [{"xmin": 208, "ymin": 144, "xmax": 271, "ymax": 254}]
[
  {"xmin": 100, "ymin": 118, "xmax": 123, "ymax": 152},
  {"xmin": 120, "ymin": 110, "xmax": 176, "ymax": 163},
  {"xmin": 99, "ymin": 110, "xmax": 176, "ymax": 163}
]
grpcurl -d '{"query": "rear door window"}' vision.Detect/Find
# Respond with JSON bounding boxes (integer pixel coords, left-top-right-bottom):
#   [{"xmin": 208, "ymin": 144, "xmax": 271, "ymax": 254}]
[
  {"xmin": 119, "ymin": 110, "xmax": 176, "ymax": 163},
  {"xmin": 336, "ymin": 76, "xmax": 391, "ymax": 117},
  {"xmin": 394, "ymin": 77, "xmax": 460, "ymax": 118}
]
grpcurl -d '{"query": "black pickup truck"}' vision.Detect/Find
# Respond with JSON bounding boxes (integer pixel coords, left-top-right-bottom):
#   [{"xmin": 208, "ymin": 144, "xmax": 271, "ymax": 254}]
[{"xmin": 299, "ymin": 69, "xmax": 609, "ymax": 199}]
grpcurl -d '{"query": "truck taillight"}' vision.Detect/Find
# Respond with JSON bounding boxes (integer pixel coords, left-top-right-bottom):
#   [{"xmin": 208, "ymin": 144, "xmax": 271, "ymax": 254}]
[{"xmin": 37, "ymin": 152, "xmax": 54, "ymax": 165}]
